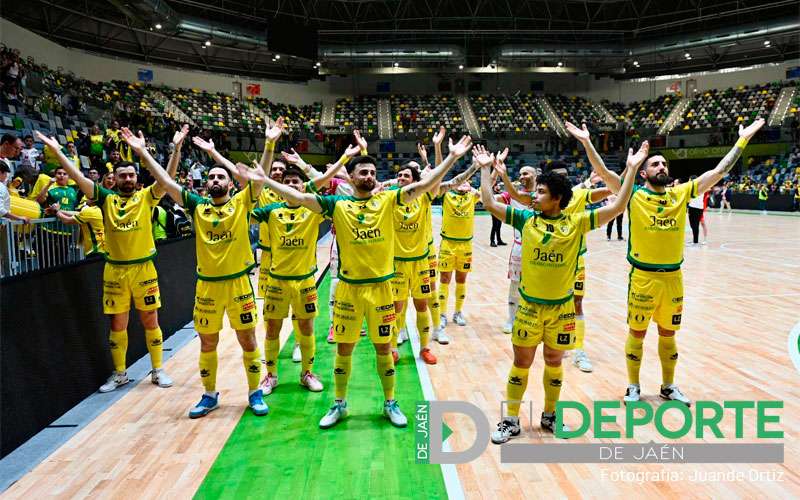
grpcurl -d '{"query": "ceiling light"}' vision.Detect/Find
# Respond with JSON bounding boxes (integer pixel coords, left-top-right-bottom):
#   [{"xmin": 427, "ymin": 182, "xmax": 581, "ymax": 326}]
[
  {"xmin": 684, "ymin": 52, "xmax": 691, "ymax": 58},
  {"xmin": 275, "ymin": 54, "xmax": 280, "ymax": 59},
  {"xmin": 458, "ymin": 64, "xmax": 464, "ymax": 70},
  {"xmin": 394, "ymin": 62, "xmax": 399, "ymax": 67},
  {"xmin": 557, "ymin": 61, "xmax": 564, "ymax": 67},
  {"xmin": 204, "ymin": 40, "xmax": 211, "ymax": 47},
  {"xmin": 764, "ymin": 40, "xmax": 771, "ymax": 46},
  {"xmin": 155, "ymin": 23, "xmax": 162, "ymax": 29}
]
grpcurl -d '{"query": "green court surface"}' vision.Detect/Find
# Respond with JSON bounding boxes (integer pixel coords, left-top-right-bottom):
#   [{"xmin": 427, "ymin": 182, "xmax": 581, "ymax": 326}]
[{"xmin": 195, "ymin": 273, "xmax": 447, "ymax": 500}]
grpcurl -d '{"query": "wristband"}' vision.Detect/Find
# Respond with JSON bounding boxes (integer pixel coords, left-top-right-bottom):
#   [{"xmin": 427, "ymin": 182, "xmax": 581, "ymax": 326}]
[
  {"xmin": 360, "ymin": 148, "xmax": 368, "ymax": 156},
  {"xmin": 265, "ymin": 142, "xmax": 275, "ymax": 152},
  {"xmin": 339, "ymin": 153, "xmax": 350, "ymax": 165},
  {"xmin": 735, "ymin": 137, "xmax": 748, "ymax": 149}
]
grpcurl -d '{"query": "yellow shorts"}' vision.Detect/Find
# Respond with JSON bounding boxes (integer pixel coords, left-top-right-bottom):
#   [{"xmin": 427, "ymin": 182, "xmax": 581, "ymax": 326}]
[
  {"xmin": 573, "ymin": 254, "xmax": 586, "ymax": 297},
  {"xmin": 438, "ymin": 239, "xmax": 473, "ymax": 273},
  {"xmin": 333, "ymin": 280, "xmax": 395, "ymax": 344},
  {"xmin": 262, "ymin": 276, "xmax": 318, "ymax": 320},
  {"xmin": 427, "ymin": 243, "xmax": 438, "ymax": 280},
  {"xmin": 193, "ymin": 275, "xmax": 258, "ymax": 334},
  {"xmin": 627, "ymin": 267, "xmax": 684, "ymax": 331},
  {"xmin": 257, "ymin": 251, "xmax": 272, "ymax": 298},
  {"xmin": 512, "ymin": 300, "xmax": 577, "ymax": 350},
  {"xmin": 392, "ymin": 259, "xmax": 432, "ymax": 300},
  {"xmin": 102, "ymin": 261, "xmax": 160, "ymax": 314}
]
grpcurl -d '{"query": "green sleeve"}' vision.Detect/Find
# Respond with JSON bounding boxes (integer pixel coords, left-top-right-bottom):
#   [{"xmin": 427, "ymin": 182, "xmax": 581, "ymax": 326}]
[
  {"xmin": 92, "ymin": 183, "xmax": 112, "ymax": 207},
  {"xmin": 251, "ymin": 202, "xmax": 280, "ymax": 223},
  {"xmin": 181, "ymin": 187, "xmax": 203, "ymax": 215},
  {"xmin": 305, "ymin": 180, "xmax": 318, "ymax": 194},
  {"xmin": 582, "ymin": 209, "xmax": 598, "ymax": 233},
  {"xmin": 316, "ymin": 194, "xmax": 344, "ymax": 218},
  {"xmin": 507, "ymin": 206, "xmax": 534, "ymax": 231}
]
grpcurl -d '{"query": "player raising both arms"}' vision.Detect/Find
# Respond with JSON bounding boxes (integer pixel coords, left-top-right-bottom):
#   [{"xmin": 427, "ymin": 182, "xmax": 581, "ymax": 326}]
[
  {"xmin": 35, "ymin": 127, "xmax": 183, "ymax": 393},
  {"xmin": 260, "ymin": 136, "xmax": 473, "ymax": 429},
  {"xmin": 481, "ymin": 142, "xmax": 645, "ymax": 443}
]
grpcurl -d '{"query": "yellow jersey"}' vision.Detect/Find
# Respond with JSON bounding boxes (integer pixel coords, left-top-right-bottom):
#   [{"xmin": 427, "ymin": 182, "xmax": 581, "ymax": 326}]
[
  {"xmin": 73, "ymin": 204, "xmax": 105, "ymax": 255},
  {"xmin": 393, "ymin": 190, "xmax": 432, "ymax": 261},
  {"xmin": 440, "ymin": 190, "xmax": 480, "ymax": 241},
  {"xmin": 627, "ymin": 179, "xmax": 697, "ymax": 270},
  {"xmin": 182, "ymin": 183, "xmax": 258, "ymax": 281},
  {"xmin": 257, "ymin": 183, "xmax": 316, "ymax": 250},
  {"xmin": 93, "ymin": 183, "xmax": 161, "ymax": 264},
  {"xmin": 27, "ymin": 174, "xmax": 52, "ymax": 201},
  {"xmin": 251, "ymin": 202, "xmax": 324, "ymax": 280},
  {"xmin": 563, "ymin": 187, "xmax": 592, "ymax": 255},
  {"xmin": 317, "ymin": 189, "xmax": 401, "ymax": 284},
  {"xmin": 507, "ymin": 206, "xmax": 598, "ymax": 304}
]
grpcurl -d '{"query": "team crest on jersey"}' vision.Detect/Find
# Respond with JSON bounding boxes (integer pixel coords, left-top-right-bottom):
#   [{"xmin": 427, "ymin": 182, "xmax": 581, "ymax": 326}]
[{"xmin": 559, "ymin": 224, "xmax": 569, "ymax": 235}]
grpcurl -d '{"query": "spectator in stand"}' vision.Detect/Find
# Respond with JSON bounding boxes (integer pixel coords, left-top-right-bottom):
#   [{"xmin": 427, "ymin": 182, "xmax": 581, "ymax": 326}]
[
  {"xmin": 87, "ymin": 167, "xmax": 100, "ymax": 183},
  {"xmin": 189, "ymin": 161, "xmax": 205, "ymax": 189},
  {"xmin": 0, "ymin": 161, "xmax": 31, "ymax": 224},
  {"xmin": 105, "ymin": 149, "xmax": 121, "ymax": 174},
  {"xmin": 758, "ymin": 184, "xmax": 769, "ymax": 214},
  {"xmin": 54, "ymin": 198, "xmax": 105, "ymax": 257},
  {"xmin": 40, "ymin": 166, "xmax": 80, "ymax": 211},
  {"xmin": 0, "ymin": 133, "xmax": 22, "ymax": 174},
  {"xmin": 20, "ymin": 135, "xmax": 40, "ymax": 170},
  {"xmin": 101, "ymin": 171, "xmax": 116, "ymax": 190},
  {"xmin": 719, "ymin": 181, "xmax": 733, "ymax": 212},
  {"xmin": 791, "ymin": 117, "xmax": 799, "ymax": 144},
  {"xmin": 89, "ymin": 125, "xmax": 105, "ymax": 167},
  {"xmin": 66, "ymin": 142, "xmax": 82, "ymax": 172},
  {"xmin": 1, "ymin": 50, "xmax": 22, "ymax": 99}
]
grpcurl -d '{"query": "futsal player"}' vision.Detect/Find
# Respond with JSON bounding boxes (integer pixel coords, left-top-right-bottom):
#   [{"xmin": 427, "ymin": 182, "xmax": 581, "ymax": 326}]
[
  {"xmin": 481, "ymin": 142, "xmax": 645, "ymax": 443},
  {"xmin": 127, "ymin": 128, "xmax": 271, "ymax": 418},
  {"xmin": 35, "ymin": 128, "xmax": 181, "ymax": 393},
  {"xmin": 259, "ymin": 136, "xmax": 473, "ymax": 429},
  {"xmin": 575, "ymin": 118, "xmax": 765, "ymax": 405}
]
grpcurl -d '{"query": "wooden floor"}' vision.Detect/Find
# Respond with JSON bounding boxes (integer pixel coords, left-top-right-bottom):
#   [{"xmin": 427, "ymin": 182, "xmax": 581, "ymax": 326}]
[{"xmin": 4, "ymin": 212, "xmax": 800, "ymax": 499}]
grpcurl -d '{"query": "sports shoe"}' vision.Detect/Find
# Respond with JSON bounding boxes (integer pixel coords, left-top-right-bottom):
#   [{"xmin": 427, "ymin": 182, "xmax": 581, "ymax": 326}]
[
  {"xmin": 436, "ymin": 329, "xmax": 450, "ymax": 345},
  {"xmin": 392, "ymin": 349, "xmax": 399, "ymax": 364},
  {"xmin": 189, "ymin": 392, "xmax": 219, "ymax": 419},
  {"xmin": 319, "ymin": 400, "xmax": 348, "ymax": 429},
  {"xmin": 259, "ymin": 373, "xmax": 278, "ymax": 395},
  {"xmin": 150, "ymin": 368, "xmax": 173, "ymax": 388},
  {"xmin": 99, "ymin": 372, "xmax": 130, "ymax": 393},
  {"xmin": 498, "ymin": 241, "xmax": 507, "ymax": 246},
  {"xmin": 452, "ymin": 312, "xmax": 467, "ymax": 326},
  {"xmin": 301, "ymin": 371, "xmax": 324, "ymax": 392},
  {"xmin": 502, "ymin": 322, "xmax": 513, "ymax": 334},
  {"xmin": 623, "ymin": 384, "xmax": 641, "ymax": 404},
  {"xmin": 572, "ymin": 350, "xmax": 593, "ymax": 373},
  {"xmin": 491, "ymin": 417, "xmax": 521, "ymax": 444},
  {"xmin": 420, "ymin": 348, "xmax": 437, "ymax": 365},
  {"xmin": 439, "ymin": 314, "xmax": 448, "ymax": 328},
  {"xmin": 383, "ymin": 400, "xmax": 408, "ymax": 427},
  {"xmin": 327, "ymin": 325, "xmax": 335, "ymax": 344},
  {"xmin": 398, "ymin": 327, "xmax": 409, "ymax": 345},
  {"xmin": 248, "ymin": 390, "xmax": 270, "ymax": 416},
  {"xmin": 292, "ymin": 343, "xmax": 302, "ymax": 363},
  {"xmin": 541, "ymin": 412, "xmax": 571, "ymax": 434},
  {"xmin": 660, "ymin": 384, "xmax": 691, "ymax": 406}
]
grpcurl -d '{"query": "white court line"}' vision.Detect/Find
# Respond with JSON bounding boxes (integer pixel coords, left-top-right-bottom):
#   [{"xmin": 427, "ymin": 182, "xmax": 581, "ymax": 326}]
[
  {"xmin": 710, "ymin": 247, "xmax": 800, "ymax": 268},
  {"xmin": 405, "ymin": 306, "xmax": 465, "ymax": 500},
  {"xmin": 789, "ymin": 321, "xmax": 800, "ymax": 376}
]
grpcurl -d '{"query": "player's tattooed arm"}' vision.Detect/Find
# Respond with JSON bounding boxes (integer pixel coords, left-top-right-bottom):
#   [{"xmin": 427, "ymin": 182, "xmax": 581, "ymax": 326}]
[
  {"xmin": 596, "ymin": 141, "xmax": 648, "ymax": 227},
  {"xmin": 697, "ymin": 118, "xmax": 765, "ymax": 194},
  {"xmin": 566, "ymin": 121, "xmax": 622, "ymax": 193},
  {"xmin": 493, "ymin": 150, "xmax": 532, "ymax": 206},
  {"xmin": 478, "ymin": 149, "xmax": 506, "ymax": 220},
  {"xmin": 258, "ymin": 116, "xmax": 284, "ymax": 177},
  {"xmin": 121, "ymin": 128, "xmax": 182, "ymax": 201},
  {"xmin": 261, "ymin": 171, "xmax": 323, "ymax": 213},
  {"xmin": 34, "ymin": 131, "xmax": 95, "ymax": 198},
  {"xmin": 401, "ymin": 135, "xmax": 472, "ymax": 204},
  {"xmin": 435, "ymin": 160, "xmax": 481, "ymax": 196},
  {"xmin": 167, "ymin": 124, "xmax": 189, "ymax": 180}
]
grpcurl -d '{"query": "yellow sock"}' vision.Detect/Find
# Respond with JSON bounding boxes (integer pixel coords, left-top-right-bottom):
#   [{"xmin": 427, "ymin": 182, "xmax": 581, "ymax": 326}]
[
  {"xmin": 430, "ymin": 291, "xmax": 441, "ymax": 330},
  {"xmin": 417, "ymin": 308, "xmax": 431, "ymax": 348},
  {"xmin": 439, "ymin": 283, "xmax": 450, "ymax": 316},
  {"xmin": 109, "ymin": 329, "xmax": 128, "ymax": 372},
  {"xmin": 292, "ymin": 319, "xmax": 301, "ymax": 338},
  {"xmin": 658, "ymin": 334, "xmax": 678, "ymax": 385},
  {"xmin": 543, "ymin": 363, "xmax": 564, "ymax": 413},
  {"xmin": 376, "ymin": 353, "xmax": 396, "ymax": 400},
  {"xmin": 455, "ymin": 282, "xmax": 467, "ymax": 312},
  {"xmin": 625, "ymin": 333, "xmax": 645, "ymax": 385},
  {"xmin": 199, "ymin": 350, "xmax": 218, "ymax": 392},
  {"xmin": 265, "ymin": 336, "xmax": 280, "ymax": 376},
  {"xmin": 574, "ymin": 317, "xmax": 585, "ymax": 350},
  {"xmin": 243, "ymin": 349, "xmax": 262, "ymax": 391},
  {"xmin": 144, "ymin": 327, "xmax": 163, "ymax": 369},
  {"xmin": 333, "ymin": 353, "xmax": 352, "ymax": 400},
  {"xmin": 299, "ymin": 333, "xmax": 315, "ymax": 374},
  {"xmin": 506, "ymin": 365, "xmax": 530, "ymax": 417}
]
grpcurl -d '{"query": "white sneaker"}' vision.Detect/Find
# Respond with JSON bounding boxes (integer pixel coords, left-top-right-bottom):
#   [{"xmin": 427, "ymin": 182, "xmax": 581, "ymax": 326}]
[
  {"xmin": 436, "ymin": 328, "xmax": 450, "ymax": 345},
  {"xmin": 452, "ymin": 312, "xmax": 467, "ymax": 326},
  {"xmin": 301, "ymin": 371, "xmax": 324, "ymax": 392},
  {"xmin": 99, "ymin": 372, "xmax": 130, "ymax": 393},
  {"xmin": 572, "ymin": 350, "xmax": 593, "ymax": 373},
  {"xmin": 398, "ymin": 327, "xmax": 409, "ymax": 345},
  {"xmin": 439, "ymin": 314, "xmax": 448, "ymax": 328},
  {"xmin": 319, "ymin": 400, "xmax": 348, "ymax": 429},
  {"xmin": 623, "ymin": 384, "xmax": 641, "ymax": 404},
  {"xmin": 292, "ymin": 343, "xmax": 302, "ymax": 363},
  {"xmin": 502, "ymin": 322, "xmax": 512, "ymax": 334},
  {"xmin": 150, "ymin": 368, "xmax": 173, "ymax": 387},
  {"xmin": 491, "ymin": 417, "xmax": 521, "ymax": 444},
  {"xmin": 259, "ymin": 373, "xmax": 278, "ymax": 395},
  {"xmin": 383, "ymin": 400, "xmax": 408, "ymax": 427},
  {"xmin": 660, "ymin": 384, "xmax": 691, "ymax": 406}
]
